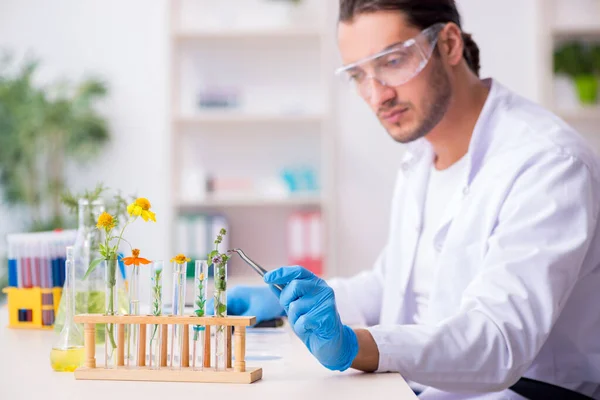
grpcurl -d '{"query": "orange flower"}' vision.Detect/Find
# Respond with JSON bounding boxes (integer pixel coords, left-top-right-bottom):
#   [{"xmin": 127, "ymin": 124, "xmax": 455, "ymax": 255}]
[{"xmin": 122, "ymin": 249, "xmax": 151, "ymax": 266}]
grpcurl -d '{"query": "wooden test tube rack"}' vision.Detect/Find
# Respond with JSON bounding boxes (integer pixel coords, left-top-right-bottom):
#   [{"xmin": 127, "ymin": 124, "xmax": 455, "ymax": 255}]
[{"xmin": 73, "ymin": 314, "xmax": 262, "ymax": 384}]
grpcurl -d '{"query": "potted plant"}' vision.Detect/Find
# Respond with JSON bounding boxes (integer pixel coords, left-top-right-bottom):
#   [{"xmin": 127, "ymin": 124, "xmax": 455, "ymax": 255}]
[
  {"xmin": 0, "ymin": 53, "xmax": 110, "ymax": 231},
  {"xmin": 554, "ymin": 41, "xmax": 598, "ymax": 105}
]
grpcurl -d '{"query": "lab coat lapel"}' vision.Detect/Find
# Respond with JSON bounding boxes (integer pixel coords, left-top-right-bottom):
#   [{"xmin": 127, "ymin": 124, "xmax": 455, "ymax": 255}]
[
  {"xmin": 431, "ymin": 79, "xmax": 500, "ymax": 251},
  {"xmin": 390, "ymin": 142, "xmax": 433, "ymax": 321}
]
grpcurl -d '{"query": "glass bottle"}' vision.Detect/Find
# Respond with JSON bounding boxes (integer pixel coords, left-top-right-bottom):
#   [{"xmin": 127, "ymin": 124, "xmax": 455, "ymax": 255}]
[
  {"xmin": 170, "ymin": 261, "xmax": 187, "ymax": 369},
  {"xmin": 192, "ymin": 260, "xmax": 208, "ymax": 370},
  {"xmin": 148, "ymin": 260, "xmax": 164, "ymax": 369},
  {"xmin": 50, "ymin": 246, "xmax": 85, "ymax": 372},
  {"xmin": 214, "ymin": 259, "xmax": 228, "ymax": 370}
]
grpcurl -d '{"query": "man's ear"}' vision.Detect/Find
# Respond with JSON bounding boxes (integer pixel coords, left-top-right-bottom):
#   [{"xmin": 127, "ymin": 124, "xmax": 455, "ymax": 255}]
[{"xmin": 438, "ymin": 22, "xmax": 464, "ymax": 67}]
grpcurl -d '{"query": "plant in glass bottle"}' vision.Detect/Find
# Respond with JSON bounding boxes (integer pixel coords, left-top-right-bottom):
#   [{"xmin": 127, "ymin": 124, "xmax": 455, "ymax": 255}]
[
  {"xmin": 122, "ymin": 248, "xmax": 151, "ymax": 366},
  {"xmin": 58, "ymin": 184, "xmax": 133, "ymax": 343},
  {"xmin": 209, "ymin": 228, "xmax": 229, "ymax": 370},
  {"xmin": 148, "ymin": 260, "xmax": 164, "ymax": 369},
  {"xmin": 192, "ymin": 260, "xmax": 208, "ymax": 370},
  {"xmin": 169, "ymin": 253, "xmax": 190, "ymax": 369},
  {"xmin": 83, "ymin": 197, "xmax": 156, "ymax": 368}
]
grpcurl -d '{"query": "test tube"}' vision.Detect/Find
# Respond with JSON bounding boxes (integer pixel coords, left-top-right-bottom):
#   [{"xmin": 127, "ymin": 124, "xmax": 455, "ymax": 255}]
[
  {"xmin": 214, "ymin": 259, "xmax": 228, "ymax": 371},
  {"xmin": 148, "ymin": 260, "xmax": 164, "ymax": 369},
  {"xmin": 22, "ymin": 239, "xmax": 32, "ymax": 289},
  {"xmin": 31, "ymin": 238, "xmax": 40, "ymax": 288},
  {"xmin": 7, "ymin": 238, "xmax": 17, "ymax": 287},
  {"xmin": 192, "ymin": 260, "xmax": 208, "ymax": 371},
  {"xmin": 170, "ymin": 261, "xmax": 187, "ymax": 369}
]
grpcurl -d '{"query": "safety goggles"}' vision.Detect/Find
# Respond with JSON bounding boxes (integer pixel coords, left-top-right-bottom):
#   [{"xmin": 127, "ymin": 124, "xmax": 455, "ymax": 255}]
[{"xmin": 334, "ymin": 23, "xmax": 446, "ymax": 99}]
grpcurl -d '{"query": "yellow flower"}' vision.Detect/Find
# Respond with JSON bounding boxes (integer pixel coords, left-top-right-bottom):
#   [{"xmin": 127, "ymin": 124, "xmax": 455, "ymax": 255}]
[
  {"xmin": 122, "ymin": 249, "xmax": 152, "ymax": 266},
  {"xmin": 96, "ymin": 212, "xmax": 116, "ymax": 230},
  {"xmin": 199, "ymin": 273, "xmax": 204, "ymax": 281},
  {"xmin": 170, "ymin": 254, "xmax": 191, "ymax": 264},
  {"xmin": 127, "ymin": 197, "xmax": 156, "ymax": 222}
]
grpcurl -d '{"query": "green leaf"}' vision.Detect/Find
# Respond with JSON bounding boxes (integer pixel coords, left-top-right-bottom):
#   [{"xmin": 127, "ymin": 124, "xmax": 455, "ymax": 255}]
[
  {"xmin": 83, "ymin": 258, "xmax": 103, "ymax": 280},
  {"xmin": 208, "ymin": 250, "xmax": 218, "ymax": 261},
  {"xmin": 217, "ymin": 304, "xmax": 227, "ymax": 315}
]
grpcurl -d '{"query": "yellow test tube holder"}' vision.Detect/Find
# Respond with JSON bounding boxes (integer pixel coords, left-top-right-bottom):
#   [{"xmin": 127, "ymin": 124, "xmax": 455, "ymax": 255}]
[{"xmin": 2, "ymin": 287, "xmax": 62, "ymax": 330}]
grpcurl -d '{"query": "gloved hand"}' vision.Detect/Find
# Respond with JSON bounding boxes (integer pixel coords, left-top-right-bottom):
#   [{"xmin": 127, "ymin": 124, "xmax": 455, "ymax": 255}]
[
  {"xmin": 206, "ymin": 285, "xmax": 284, "ymax": 324},
  {"xmin": 264, "ymin": 266, "xmax": 359, "ymax": 371}
]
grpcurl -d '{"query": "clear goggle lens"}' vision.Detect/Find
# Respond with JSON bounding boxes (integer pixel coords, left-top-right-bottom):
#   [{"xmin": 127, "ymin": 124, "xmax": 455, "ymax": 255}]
[{"xmin": 335, "ymin": 23, "xmax": 445, "ymax": 98}]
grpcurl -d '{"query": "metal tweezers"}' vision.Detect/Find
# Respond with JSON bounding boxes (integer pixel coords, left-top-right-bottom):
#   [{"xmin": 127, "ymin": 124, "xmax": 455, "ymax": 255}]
[{"xmin": 227, "ymin": 248, "xmax": 284, "ymax": 292}]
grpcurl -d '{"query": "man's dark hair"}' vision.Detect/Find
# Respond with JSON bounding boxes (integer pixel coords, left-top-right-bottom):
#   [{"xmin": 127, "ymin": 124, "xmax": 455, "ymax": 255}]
[{"xmin": 339, "ymin": 0, "xmax": 481, "ymax": 77}]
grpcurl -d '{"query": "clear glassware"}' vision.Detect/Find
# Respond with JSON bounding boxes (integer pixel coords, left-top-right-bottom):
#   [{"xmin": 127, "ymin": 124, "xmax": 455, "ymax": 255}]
[
  {"xmin": 54, "ymin": 199, "xmax": 105, "ymax": 342},
  {"xmin": 104, "ymin": 257, "xmax": 119, "ymax": 368},
  {"xmin": 148, "ymin": 260, "xmax": 164, "ymax": 369},
  {"xmin": 214, "ymin": 259, "xmax": 228, "ymax": 370},
  {"xmin": 170, "ymin": 261, "xmax": 187, "ymax": 369},
  {"xmin": 50, "ymin": 246, "xmax": 84, "ymax": 372},
  {"xmin": 192, "ymin": 260, "xmax": 208, "ymax": 371},
  {"xmin": 125, "ymin": 262, "xmax": 141, "ymax": 367}
]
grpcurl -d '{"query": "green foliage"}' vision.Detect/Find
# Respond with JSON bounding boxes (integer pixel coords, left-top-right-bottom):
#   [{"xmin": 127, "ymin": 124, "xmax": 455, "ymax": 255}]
[
  {"xmin": 554, "ymin": 42, "xmax": 600, "ymax": 77},
  {"xmin": 0, "ymin": 52, "xmax": 110, "ymax": 231},
  {"xmin": 210, "ymin": 228, "xmax": 229, "ymax": 317}
]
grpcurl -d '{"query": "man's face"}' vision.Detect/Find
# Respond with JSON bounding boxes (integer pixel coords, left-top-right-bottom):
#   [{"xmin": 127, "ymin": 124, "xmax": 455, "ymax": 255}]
[{"xmin": 338, "ymin": 11, "xmax": 452, "ymax": 143}]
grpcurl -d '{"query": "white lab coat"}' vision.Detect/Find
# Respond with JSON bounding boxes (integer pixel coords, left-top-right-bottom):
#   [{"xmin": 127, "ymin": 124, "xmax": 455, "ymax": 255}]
[{"xmin": 329, "ymin": 79, "xmax": 600, "ymax": 399}]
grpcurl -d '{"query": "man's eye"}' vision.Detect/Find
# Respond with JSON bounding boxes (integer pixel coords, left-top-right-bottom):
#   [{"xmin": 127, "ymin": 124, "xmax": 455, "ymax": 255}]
[
  {"xmin": 347, "ymin": 71, "xmax": 365, "ymax": 82},
  {"xmin": 385, "ymin": 55, "xmax": 407, "ymax": 67}
]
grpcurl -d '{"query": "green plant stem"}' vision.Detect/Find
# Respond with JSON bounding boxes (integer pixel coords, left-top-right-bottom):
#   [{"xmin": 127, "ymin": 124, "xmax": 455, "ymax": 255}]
[{"xmin": 106, "ymin": 258, "xmax": 117, "ymax": 350}]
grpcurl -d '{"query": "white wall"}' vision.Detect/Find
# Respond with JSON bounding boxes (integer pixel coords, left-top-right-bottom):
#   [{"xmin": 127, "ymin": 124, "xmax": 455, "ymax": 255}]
[
  {"xmin": 0, "ymin": 0, "xmax": 171, "ymax": 262},
  {"xmin": 0, "ymin": 0, "xmax": 543, "ymax": 279}
]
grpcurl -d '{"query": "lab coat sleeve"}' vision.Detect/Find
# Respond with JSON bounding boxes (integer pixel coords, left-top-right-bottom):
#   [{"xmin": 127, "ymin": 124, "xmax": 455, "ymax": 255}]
[
  {"xmin": 367, "ymin": 152, "xmax": 600, "ymax": 392},
  {"xmin": 327, "ymin": 248, "xmax": 386, "ymax": 327}
]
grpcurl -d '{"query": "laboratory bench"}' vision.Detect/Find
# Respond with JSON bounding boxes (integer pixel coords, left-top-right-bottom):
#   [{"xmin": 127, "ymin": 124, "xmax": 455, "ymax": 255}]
[{"xmin": 0, "ymin": 305, "xmax": 417, "ymax": 400}]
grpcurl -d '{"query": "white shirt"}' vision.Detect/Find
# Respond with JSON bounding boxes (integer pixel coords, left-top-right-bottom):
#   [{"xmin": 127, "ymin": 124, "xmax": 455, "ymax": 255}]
[
  {"xmin": 411, "ymin": 155, "xmax": 468, "ymax": 325},
  {"xmin": 329, "ymin": 78, "xmax": 600, "ymax": 399}
]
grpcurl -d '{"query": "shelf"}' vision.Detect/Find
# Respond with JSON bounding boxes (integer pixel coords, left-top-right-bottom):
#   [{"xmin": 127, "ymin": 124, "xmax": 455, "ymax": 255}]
[
  {"xmin": 556, "ymin": 106, "xmax": 600, "ymax": 121},
  {"xmin": 175, "ymin": 111, "xmax": 325, "ymax": 125},
  {"xmin": 178, "ymin": 194, "xmax": 323, "ymax": 209},
  {"xmin": 173, "ymin": 27, "xmax": 324, "ymax": 41},
  {"xmin": 552, "ymin": 25, "xmax": 600, "ymax": 38}
]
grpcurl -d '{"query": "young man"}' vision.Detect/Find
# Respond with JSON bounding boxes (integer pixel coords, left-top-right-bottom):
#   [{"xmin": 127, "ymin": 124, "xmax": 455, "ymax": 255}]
[{"xmin": 220, "ymin": 1, "xmax": 600, "ymax": 398}]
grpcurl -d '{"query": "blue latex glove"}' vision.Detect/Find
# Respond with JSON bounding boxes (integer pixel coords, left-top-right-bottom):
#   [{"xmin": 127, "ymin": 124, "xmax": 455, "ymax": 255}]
[
  {"xmin": 264, "ymin": 266, "xmax": 359, "ymax": 371},
  {"xmin": 206, "ymin": 285, "xmax": 284, "ymax": 324}
]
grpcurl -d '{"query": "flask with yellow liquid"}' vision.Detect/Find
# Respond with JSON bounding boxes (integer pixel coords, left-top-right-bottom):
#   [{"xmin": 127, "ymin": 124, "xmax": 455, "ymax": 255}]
[{"xmin": 50, "ymin": 246, "xmax": 84, "ymax": 372}]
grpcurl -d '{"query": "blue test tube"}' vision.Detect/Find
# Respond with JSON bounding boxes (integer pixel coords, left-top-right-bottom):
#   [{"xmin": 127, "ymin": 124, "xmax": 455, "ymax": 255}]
[
  {"xmin": 8, "ymin": 239, "xmax": 17, "ymax": 287},
  {"xmin": 58, "ymin": 240, "xmax": 66, "ymax": 288},
  {"xmin": 51, "ymin": 242, "xmax": 60, "ymax": 288}
]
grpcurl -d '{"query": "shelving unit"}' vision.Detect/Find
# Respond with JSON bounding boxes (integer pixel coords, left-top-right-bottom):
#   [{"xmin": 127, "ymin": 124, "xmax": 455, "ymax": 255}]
[
  {"xmin": 175, "ymin": 111, "xmax": 325, "ymax": 125},
  {"xmin": 178, "ymin": 194, "xmax": 324, "ymax": 210},
  {"xmin": 174, "ymin": 27, "xmax": 324, "ymax": 41},
  {"xmin": 168, "ymin": 0, "xmax": 337, "ymax": 277}
]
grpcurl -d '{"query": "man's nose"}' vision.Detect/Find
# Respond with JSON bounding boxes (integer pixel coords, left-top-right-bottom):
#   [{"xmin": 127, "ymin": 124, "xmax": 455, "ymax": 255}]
[{"xmin": 368, "ymin": 78, "xmax": 396, "ymax": 109}]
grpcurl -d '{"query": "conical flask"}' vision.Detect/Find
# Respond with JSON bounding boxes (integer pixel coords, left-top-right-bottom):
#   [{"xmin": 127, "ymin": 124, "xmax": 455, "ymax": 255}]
[
  {"xmin": 50, "ymin": 246, "xmax": 84, "ymax": 372},
  {"xmin": 54, "ymin": 198, "xmax": 105, "ymax": 342}
]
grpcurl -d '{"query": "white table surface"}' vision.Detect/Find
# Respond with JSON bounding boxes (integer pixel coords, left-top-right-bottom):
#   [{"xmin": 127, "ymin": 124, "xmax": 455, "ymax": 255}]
[{"xmin": 0, "ymin": 306, "xmax": 417, "ymax": 400}]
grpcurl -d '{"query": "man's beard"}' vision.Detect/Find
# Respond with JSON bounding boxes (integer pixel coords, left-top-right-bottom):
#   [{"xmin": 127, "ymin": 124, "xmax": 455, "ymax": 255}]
[{"xmin": 386, "ymin": 55, "xmax": 452, "ymax": 144}]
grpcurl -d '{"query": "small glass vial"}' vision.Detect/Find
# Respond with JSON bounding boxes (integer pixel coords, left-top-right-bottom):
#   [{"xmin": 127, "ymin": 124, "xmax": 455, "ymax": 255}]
[
  {"xmin": 148, "ymin": 260, "xmax": 164, "ymax": 369},
  {"xmin": 170, "ymin": 260, "xmax": 187, "ymax": 369},
  {"xmin": 213, "ymin": 259, "xmax": 227, "ymax": 370},
  {"xmin": 192, "ymin": 260, "xmax": 208, "ymax": 370},
  {"xmin": 126, "ymin": 262, "xmax": 141, "ymax": 367}
]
